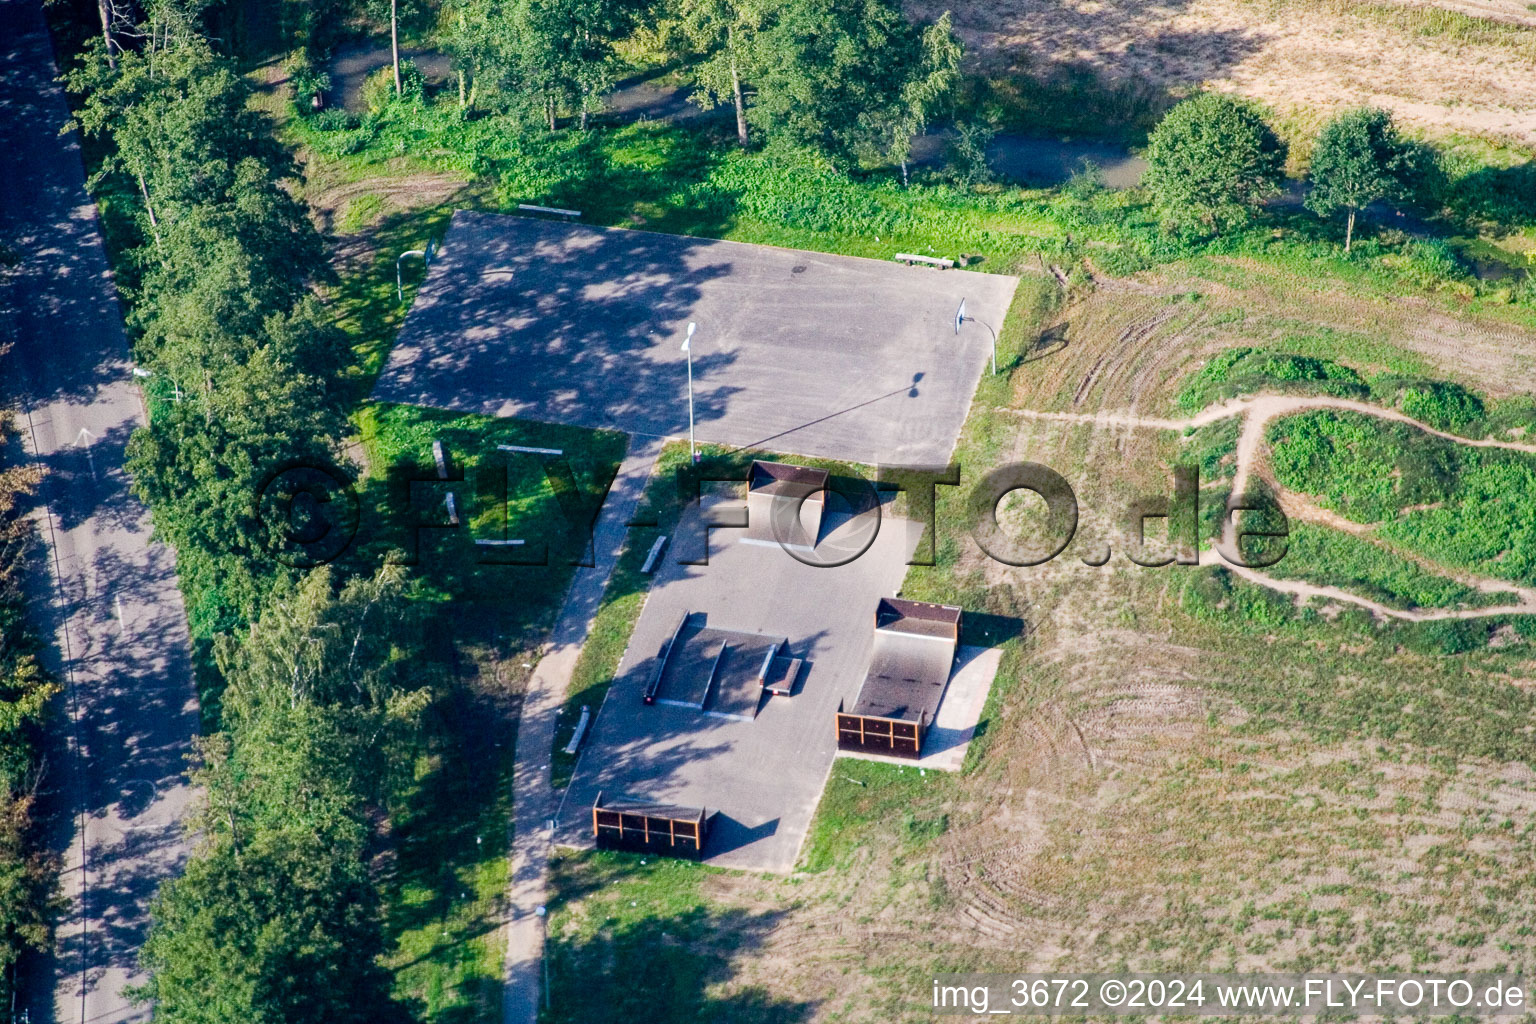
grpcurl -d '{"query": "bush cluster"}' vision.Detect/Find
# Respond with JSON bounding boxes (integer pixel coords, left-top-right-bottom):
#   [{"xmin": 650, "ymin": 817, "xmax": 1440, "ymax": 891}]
[{"xmin": 1177, "ymin": 348, "xmax": 1368, "ymax": 411}]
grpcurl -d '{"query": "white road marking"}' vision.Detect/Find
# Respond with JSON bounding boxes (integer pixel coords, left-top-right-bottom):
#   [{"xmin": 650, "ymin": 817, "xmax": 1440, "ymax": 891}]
[{"xmin": 73, "ymin": 425, "xmax": 97, "ymax": 481}]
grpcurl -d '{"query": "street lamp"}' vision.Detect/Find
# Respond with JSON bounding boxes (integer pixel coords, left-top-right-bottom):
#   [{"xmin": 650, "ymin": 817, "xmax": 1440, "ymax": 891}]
[{"xmin": 681, "ymin": 322, "xmax": 699, "ymax": 463}]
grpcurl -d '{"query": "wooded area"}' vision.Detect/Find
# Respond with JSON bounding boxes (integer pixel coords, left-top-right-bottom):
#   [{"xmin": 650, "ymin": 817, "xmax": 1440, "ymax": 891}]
[{"xmin": 0, "ymin": 400, "xmax": 58, "ymax": 1016}]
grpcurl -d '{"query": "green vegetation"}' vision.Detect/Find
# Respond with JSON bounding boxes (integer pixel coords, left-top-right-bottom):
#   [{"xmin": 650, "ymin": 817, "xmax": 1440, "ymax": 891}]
[
  {"xmin": 1267, "ymin": 523, "xmax": 1515, "ymax": 611},
  {"xmin": 1182, "ymin": 417, "xmax": 1242, "ymax": 482},
  {"xmin": 1306, "ymin": 107, "xmax": 1418, "ymax": 252},
  {"xmin": 544, "ymin": 851, "xmax": 812, "ymax": 1023},
  {"xmin": 799, "ymin": 758, "xmax": 954, "ymax": 873},
  {"xmin": 69, "ymin": 36, "xmax": 345, "ymax": 651},
  {"xmin": 0, "ymin": 409, "xmax": 59, "ymax": 1011},
  {"xmin": 350, "ymin": 402, "xmax": 626, "ymax": 622},
  {"xmin": 1176, "ymin": 348, "xmax": 1367, "ymax": 411},
  {"xmin": 59, "ymin": 17, "xmax": 622, "ymax": 1019},
  {"xmin": 1268, "ymin": 410, "xmax": 1536, "ymax": 585},
  {"xmin": 133, "ymin": 568, "xmax": 412, "ymax": 1023},
  {"xmin": 1142, "ymin": 93, "xmax": 1287, "ymax": 235},
  {"xmin": 742, "ymin": 1, "xmax": 959, "ymax": 173},
  {"xmin": 285, "ymin": 76, "xmax": 1536, "ymax": 316},
  {"xmin": 49, "ymin": 0, "xmax": 1536, "ymax": 1015}
]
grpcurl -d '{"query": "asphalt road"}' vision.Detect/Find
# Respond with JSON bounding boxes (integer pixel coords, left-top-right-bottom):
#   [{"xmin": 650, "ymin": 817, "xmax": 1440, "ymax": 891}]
[
  {"xmin": 0, "ymin": 3, "xmax": 199, "ymax": 1021},
  {"xmin": 375, "ymin": 211, "xmax": 1020, "ymax": 467}
]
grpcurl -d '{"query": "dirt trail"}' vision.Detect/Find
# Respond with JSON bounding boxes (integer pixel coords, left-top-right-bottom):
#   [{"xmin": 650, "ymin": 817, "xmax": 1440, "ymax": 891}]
[{"xmin": 1006, "ymin": 393, "xmax": 1536, "ymax": 621}]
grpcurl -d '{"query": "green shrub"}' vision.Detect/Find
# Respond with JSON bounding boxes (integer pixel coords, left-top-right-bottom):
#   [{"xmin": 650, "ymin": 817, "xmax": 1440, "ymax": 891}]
[
  {"xmin": 1400, "ymin": 618, "xmax": 1488, "ymax": 655},
  {"xmin": 943, "ymin": 119, "xmax": 996, "ymax": 185},
  {"xmin": 1382, "ymin": 238, "xmax": 1469, "ymax": 288},
  {"xmin": 1268, "ymin": 410, "xmax": 1459, "ymax": 523},
  {"xmin": 307, "ymin": 107, "xmax": 356, "ymax": 132},
  {"xmin": 1177, "ymin": 348, "xmax": 1368, "ymax": 410},
  {"xmin": 361, "ymin": 59, "xmax": 425, "ymax": 115},
  {"xmin": 284, "ymin": 50, "xmax": 332, "ymax": 110},
  {"xmin": 1269, "ymin": 410, "xmax": 1536, "ymax": 586},
  {"xmin": 1395, "ymin": 380, "xmax": 1485, "ymax": 435}
]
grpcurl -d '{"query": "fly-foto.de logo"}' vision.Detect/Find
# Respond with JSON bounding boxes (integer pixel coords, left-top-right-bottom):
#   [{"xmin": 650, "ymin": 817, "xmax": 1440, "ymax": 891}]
[{"xmin": 254, "ymin": 453, "xmax": 1290, "ymax": 571}]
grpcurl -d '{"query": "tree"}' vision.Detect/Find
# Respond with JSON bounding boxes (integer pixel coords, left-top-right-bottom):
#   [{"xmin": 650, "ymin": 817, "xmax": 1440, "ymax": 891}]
[
  {"xmin": 72, "ymin": 34, "xmax": 346, "ymax": 633},
  {"xmin": 505, "ymin": 0, "xmax": 638, "ymax": 129},
  {"xmin": 134, "ymin": 830, "xmax": 396, "ymax": 1024},
  {"xmin": 443, "ymin": 0, "xmax": 498, "ymax": 108},
  {"xmin": 365, "ymin": 0, "xmax": 416, "ymax": 95},
  {"xmin": 1143, "ymin": 92, "xmax": 1286, "ymax": 235},
  {"xmin": 215, "ymin": 566, "xmax": 422, "ymax": 715},
  {"xmin": 133, "ymin": 565, "xmax": 428, "ymax": 1023},
  {"xmin": 1305, "ymin": 107, "xmax": 1412, "ymax": 252},
  {"xmin": 879, "ymin": 12, "xmax": 961, "ymax": 186},
  {"xmin": 678, "ymin": 0, "xmax": 767, "ymax": 146},
  {"xmin": 744, "ymin": 0, "xmax": 961, "ymax": 169},
  {"xmin": 0, "ymin": 402, "xmax": 60, "ymax": 1010},
  {"xmin": 125, "ymin": 346, "xmax": 343, "ymax": 631},
  {"xmin": 70, "ymin": 40, "xmax": 294, "ymax": 248}
]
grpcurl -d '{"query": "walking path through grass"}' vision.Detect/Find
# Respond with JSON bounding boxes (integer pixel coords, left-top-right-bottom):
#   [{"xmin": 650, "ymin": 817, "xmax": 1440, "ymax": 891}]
[
  {"xmin": 503, "ymin": 437, "xmax": 665, "ymax": 1024},
  {"xmin": 1006, "ymin": 393, "xmax": 1536, "ymax": 620}
]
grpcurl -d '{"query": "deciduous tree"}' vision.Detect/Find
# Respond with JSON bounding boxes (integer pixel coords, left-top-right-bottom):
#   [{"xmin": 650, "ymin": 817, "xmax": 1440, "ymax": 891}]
[
  {"xmin": 1306, "ymin": 106, "xmax": 1413, "ymax": 252},
  {"xmin": 744, "ymin": 0, "xmax": 961, "ymax": 169},
  {"xmin": 677, "ymin": 0, "xmax": 767, "ymax": 146},
  {"xmin": 1143, "ymin": 92, "xmax": 1286, "ymax": 235}
]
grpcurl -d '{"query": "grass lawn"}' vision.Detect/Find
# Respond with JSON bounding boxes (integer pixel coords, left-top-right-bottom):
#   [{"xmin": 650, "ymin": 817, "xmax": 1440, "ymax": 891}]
[
  {"xmin": 543, "ymin": 851, "xmax": 814, "ymax": 1024},
  {"xmin": 383, "ymin": 673, "xmax": 515, "ymax": 1024},
  {"xmin": 345, "ymin": 401, "xmax": 625, "ymax": 1018},
  {"xmin": 349, "ymin": 402, "xmax": 628, "ymax": 633}
]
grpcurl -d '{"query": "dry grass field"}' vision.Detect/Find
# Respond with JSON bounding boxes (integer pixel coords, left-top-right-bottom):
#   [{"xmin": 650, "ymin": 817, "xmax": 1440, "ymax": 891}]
[
  {"xmin": 544, "ymin": 260, "xmax": 1536, "ymax": 1022},
  {"xmin": 908, "ymin": 0, "xmax": 1536, "ymax": 145}
]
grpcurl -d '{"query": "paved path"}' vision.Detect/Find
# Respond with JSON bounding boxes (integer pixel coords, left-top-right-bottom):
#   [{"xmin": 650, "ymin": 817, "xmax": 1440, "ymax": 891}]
[
  {"xmin": 1007, "ymin": 394, "xmax": 1536, "ymax": 620},
  {"xmin": 502, "ymin": 437, "xmax": 663, "ymax": 1024},
  {"xmin": 0, "ymin": 3, "xmax": 198, "ymax": 1021}
]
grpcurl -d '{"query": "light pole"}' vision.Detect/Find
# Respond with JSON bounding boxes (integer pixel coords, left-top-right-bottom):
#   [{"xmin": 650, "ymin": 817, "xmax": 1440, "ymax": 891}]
[{"xmin": 681, "ymin": 322, "xmax": 698, "ymax": 463}]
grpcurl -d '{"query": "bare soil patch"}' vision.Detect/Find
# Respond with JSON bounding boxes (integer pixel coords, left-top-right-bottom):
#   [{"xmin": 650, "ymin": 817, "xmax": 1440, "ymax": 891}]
[{"xmin": 911, "ymin": 0, "xmax": 1536, "ymax": 145}]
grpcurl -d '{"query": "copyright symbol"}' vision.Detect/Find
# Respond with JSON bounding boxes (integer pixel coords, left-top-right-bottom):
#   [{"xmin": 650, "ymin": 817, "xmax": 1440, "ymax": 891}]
[
  {"xmin": 254, "ymin": 463, "xmax": 360, "ymax": 568},
  {"xmin": 1100, "ymin": 980, "xmax": 1127, "ymax": 1007}
]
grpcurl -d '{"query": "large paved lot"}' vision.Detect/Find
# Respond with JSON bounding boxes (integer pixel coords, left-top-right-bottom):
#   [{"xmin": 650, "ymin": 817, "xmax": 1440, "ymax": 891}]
[
  {"xmin": 556, "ymin": 502, "xmax": 926, "ymax": 872},
  {"xmin": 374, "ymin": 211, "xmax": 1019, "ymax": 466}
]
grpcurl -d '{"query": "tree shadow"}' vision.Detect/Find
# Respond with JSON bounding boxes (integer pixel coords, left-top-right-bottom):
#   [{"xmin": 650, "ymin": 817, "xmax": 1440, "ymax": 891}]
[
  {"xmin": 543, "ymin": 859, "xmax": 815, "ymax": 1024},
  {"xmin": 950, "ymin": 14, "xmax": 1271, "ymax": 146},
  {"xmin": 378, "ymin": 667, "xmax": 513, "ymax": 1023},
  {"xmin": 371, "ymin": 210, "xmax": 745, "ymax": 437},
  {"xmin": 1021, "ymin": 322, "xmax": 1069, "ymax": 365}
]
